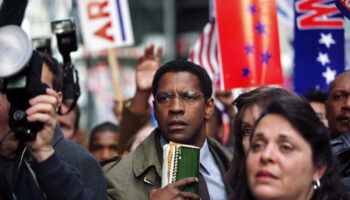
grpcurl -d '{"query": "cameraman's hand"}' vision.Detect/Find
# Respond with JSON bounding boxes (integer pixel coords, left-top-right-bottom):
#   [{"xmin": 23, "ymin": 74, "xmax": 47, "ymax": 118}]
[
  {"xmin": 25, "ymin": 88, "xmax": 60, "ymax": 162},
  {"xmin": 149, "ymin": 178, "xmax": 200, "ymax": 200}
]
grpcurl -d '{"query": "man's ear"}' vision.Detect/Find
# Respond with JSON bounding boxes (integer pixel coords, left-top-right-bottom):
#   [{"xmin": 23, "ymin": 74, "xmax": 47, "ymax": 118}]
[{"xmin": 204, "ymin": 98, "xmax": 214, "ymax": 120}]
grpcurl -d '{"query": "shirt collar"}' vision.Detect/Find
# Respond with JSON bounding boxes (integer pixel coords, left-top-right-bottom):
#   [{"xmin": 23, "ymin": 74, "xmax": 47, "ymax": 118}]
[{"xmin": 199, "ymin": 139, "xmax": 210, "ymax": 175}]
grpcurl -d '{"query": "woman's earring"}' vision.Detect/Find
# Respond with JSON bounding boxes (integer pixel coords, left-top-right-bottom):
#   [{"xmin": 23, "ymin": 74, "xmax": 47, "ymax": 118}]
[{"xmin": 313, "ymin": 179, "xmax": 321, "ymax": 190}]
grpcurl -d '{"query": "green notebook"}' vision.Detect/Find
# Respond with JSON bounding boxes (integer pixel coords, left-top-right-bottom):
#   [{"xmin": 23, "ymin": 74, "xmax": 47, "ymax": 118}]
[{"xmin": 161, "ymin": 142, "xmax": 200, "ymax": 194}]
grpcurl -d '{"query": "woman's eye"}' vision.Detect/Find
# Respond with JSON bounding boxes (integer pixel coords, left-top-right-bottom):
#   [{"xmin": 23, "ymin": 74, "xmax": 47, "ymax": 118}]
[
  {"xmin": 280, "ymin": 144, "xmax": 293, "ymax": 152},
  {"xmin": 243, "ymin": 128, "xmax": 252, "ymax": 136},
  {"xmin": 251, "ymin": 141, "xmax": 264, "ymax": 151}
]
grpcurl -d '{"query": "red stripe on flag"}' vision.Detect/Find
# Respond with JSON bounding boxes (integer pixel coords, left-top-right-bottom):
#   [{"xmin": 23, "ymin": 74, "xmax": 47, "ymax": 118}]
[
  {"xmin": 206, "ymin": 22, "xmax": 216, "ymax": 76},
  {"xmin": 189, "ymin": 22, "xmax": 219, "ymax": 82}
]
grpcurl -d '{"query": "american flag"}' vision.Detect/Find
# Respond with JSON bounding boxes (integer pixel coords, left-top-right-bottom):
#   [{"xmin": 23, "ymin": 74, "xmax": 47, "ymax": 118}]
[
  {"xmin": 294, "ymin": 0, "xmax": 344, "ymax": 94},
  {"xmin": 188, "ymin": 19, "xmax": 221, "ymax": 86}
]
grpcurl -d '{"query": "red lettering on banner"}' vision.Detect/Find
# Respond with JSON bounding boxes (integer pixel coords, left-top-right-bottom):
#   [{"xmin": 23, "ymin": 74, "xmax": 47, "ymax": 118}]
[
  {"xmin": 296, "ymin": 0, "xmax": 343, "ymax": 29},
  {"xmin": 94, "ymin": 21, "xmax": 114, "ymax": 41},
  {"xmin": 86, "ymin": 1, "xmax": 114, "ymax": 42},
  {"xmin": 87, "ymin": 1, "xmax": 110, "ymax": 19}
]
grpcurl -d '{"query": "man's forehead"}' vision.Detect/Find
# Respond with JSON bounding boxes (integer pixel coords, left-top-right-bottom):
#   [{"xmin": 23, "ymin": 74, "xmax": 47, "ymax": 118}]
[
  {"xmin": 329, "ymin": 72, "xmax": 350, "ymax": 93},
  {"xmin": 157, "ymin": 71, "xmax": 200, "ymax": 88}
]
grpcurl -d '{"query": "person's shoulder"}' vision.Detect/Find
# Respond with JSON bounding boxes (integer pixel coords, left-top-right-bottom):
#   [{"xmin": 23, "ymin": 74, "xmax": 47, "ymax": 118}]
[
  {"xmin": 207, "ymin": 137, "xmax": 232, "ymax": 157},
  {"xmin": 207, "ymin": 136, "xmax": 233, "ymax": 169},
  {"xmin": 53, "ymin": 136, "xmax": 107, "ymax": 200},
  {"xmin": 102, "ymin": 151, "xmax": 135, "ymax": 176},
  {"xmin": 54, "ymin": 137, "xmax": 102, "ymax": 173},
  {"xmin": 102, "ymin": 153, "xmax": 138, "ymax": 200},
  {"xmin": 101, "ymin": 155, "xmax": 123, "ymax": 173},
  {"xmin": 55, "ymin": 137, "xmax": 93, "ymax": 158}
]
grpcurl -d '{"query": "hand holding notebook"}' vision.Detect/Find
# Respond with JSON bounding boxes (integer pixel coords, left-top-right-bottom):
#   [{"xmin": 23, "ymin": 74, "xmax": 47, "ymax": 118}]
[
  {"xmin": 149, "ymin": 177, "xmax": 200, "ymax": 200},
  {"xmin": 161, "ymin": 142, "xmax": 200, "ymax": 193}
]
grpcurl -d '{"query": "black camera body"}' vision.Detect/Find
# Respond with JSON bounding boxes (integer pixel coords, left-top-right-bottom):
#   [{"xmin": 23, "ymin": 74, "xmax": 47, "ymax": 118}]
[{"xmin": 3, "ymin": 51, "xmax": 48, "ymax": 141}]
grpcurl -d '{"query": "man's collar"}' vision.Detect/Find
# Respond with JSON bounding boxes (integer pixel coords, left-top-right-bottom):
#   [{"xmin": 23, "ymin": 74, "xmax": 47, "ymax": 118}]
[{"xmin": 133, "ymin": 129, "xmax": 163, "ymax": 178}]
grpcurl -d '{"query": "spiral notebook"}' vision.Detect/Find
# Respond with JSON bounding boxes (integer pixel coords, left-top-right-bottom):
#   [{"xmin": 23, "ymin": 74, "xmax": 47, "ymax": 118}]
[{"xmin": 161, "ymin": 142, "xmax": 200, "ymax": 194}]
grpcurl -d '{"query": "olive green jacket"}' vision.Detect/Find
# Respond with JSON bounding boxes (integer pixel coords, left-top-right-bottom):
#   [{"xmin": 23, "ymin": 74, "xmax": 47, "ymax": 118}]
[{"xmin": 102, "ymin": 129, "xmax": 232, "ymax": 200}]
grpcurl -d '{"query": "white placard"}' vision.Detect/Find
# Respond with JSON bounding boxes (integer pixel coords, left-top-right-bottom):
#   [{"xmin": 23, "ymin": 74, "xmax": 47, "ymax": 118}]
[{"xmin": 78, "ymin": 0, "xmax": 134, "ymax": 51}]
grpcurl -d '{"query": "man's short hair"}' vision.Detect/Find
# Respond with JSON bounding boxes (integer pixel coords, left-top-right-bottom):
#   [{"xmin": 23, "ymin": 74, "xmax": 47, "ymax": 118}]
[
  {"xmin": 152, "ymin": 59, "xmax": 212, "ymax": 100},
  {"xmin": 89, "ymin": 122, "xmax": 120, "ymax": 147},
  {"xmin": 38, "ymin": 52, "xmax": 63, "ymax": 92},
  {"xmin": 303, "ymin": 88, "xmax": 328, "ymax": 103}
]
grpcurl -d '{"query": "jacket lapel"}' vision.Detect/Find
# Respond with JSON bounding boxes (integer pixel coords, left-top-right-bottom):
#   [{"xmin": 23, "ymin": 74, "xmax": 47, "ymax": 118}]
[{"xmin": 133, "ymin": 129, "xmax": 163, "ymax": 186}]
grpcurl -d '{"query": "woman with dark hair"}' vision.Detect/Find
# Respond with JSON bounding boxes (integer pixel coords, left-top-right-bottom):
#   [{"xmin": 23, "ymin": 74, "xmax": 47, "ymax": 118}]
[
  {"xmin": 243, "ymin": 97, "xmax": 348, "ymax": 200},
  {"xmin": 225, "ymin": 87, "xmax": 298, "ymax": 199}
]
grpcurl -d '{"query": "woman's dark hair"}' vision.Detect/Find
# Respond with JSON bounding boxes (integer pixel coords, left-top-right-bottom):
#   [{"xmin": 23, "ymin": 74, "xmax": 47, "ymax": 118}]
[
  {"xmin": 238, "ymin": 96, "xmax": 346, "ymax": 200},
  {"xmin": 303, "ymin": 88, "xmax": 328, "ymax": 103},
  {"xmin": 225, "ymin": 87, "xmax": 297, "ymax": 199},
  {"xmin": 152, "ymin": 59, "xmax": 212, "ymax": 100}
]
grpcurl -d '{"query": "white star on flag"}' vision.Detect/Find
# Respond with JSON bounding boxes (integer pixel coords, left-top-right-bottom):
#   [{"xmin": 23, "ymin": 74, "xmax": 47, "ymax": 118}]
[
  {"xmin": 322, "ymin": 67, "xmax": 336, "ymax": 84},
  {"xmin": 316, "ymin": 52, "xmax": 330, "ymax": 66},
  {"xmin": 319, "ymin": 33, "xmax": 336, "ymax": 48}
]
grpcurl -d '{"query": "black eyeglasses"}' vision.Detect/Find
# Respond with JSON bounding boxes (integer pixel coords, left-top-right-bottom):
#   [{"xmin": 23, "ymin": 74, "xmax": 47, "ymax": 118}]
[{"xmin": 155, "ymin": 91, "xmax": 204, "ymax": 105}]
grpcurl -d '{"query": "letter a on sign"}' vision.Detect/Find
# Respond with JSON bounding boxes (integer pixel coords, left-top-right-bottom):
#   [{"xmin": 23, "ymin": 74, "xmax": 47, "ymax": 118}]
[{"xmin": 78, "ymin": 0, "xmax": 134, "ymax": 51}]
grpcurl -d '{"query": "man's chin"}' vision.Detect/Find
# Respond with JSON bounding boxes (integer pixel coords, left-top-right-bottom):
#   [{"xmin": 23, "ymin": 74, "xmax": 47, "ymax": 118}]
[
  {"xmin": 333, "ymin": 126, "xmax": 350, "ymax": 138},
  {"xmin": 163, "ymin": 133, "xmax": 190, "ymax": 144}
]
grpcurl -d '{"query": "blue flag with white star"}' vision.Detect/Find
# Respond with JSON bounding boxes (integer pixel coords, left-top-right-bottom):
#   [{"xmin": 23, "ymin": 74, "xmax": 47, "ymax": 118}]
[{"xmin": 294, "ymin": 0, "xmax": 345, "ymax": 94}]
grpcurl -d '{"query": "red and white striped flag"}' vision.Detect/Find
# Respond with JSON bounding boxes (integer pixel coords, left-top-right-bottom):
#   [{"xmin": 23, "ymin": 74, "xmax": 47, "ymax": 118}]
[{"xmin": 188, "ymin": 20, "xmax": 221, "ymax": 86}]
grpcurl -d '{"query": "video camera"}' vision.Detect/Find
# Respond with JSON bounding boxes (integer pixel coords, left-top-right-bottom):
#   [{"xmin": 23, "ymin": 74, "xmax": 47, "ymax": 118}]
[{"xmin": 0, "ymin": 25, "xmax": 48, "ymax": 141}]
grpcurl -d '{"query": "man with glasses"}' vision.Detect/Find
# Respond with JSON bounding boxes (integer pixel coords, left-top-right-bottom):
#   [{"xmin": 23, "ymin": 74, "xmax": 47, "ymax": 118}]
[{"xmin": 103, "ymin": 59, "xmax": 232, "ymax": 200}]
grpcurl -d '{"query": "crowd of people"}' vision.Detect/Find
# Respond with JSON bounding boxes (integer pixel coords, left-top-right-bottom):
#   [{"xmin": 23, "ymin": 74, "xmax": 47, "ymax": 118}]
[{"xmin": 1, "ymin": 41, "xmax": 350, "ymax": 200}]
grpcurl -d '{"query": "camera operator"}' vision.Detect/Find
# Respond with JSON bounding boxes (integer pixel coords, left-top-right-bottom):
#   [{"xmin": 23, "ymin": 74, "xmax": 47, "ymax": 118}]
[{"xmin": 0, "ymin": 53, "xmax": 106, "ymax": 200}]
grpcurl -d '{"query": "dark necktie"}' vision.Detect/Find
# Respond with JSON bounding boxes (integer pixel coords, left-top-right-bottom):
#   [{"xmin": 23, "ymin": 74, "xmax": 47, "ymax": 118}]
[{"xmin": 198, "ymin": 172, "xmax": 210, "ymax": 200}]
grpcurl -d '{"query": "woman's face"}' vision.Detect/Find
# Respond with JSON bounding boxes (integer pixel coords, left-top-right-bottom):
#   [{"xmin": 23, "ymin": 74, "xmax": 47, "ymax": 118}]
[
  {"xmin": 241, "ymin": 104, "xmax": 261, "ymax": 154},
  {"xmin": 246, "ymin": 114, "xmax": 318, "ymax": 200}
]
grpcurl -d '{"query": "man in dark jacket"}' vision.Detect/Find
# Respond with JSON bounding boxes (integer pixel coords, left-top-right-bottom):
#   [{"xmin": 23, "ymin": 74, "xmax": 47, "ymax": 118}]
[
  {"xmin": 326, "ymin": 70, "xmax": 350, "ymax": 189},
  {"xmin": 0, "ymin": 52, "xmax": 106, "ymax": 199},
  {"xmin": 103, "ymin": 59, "xmax": 232, "ymax": 200}
]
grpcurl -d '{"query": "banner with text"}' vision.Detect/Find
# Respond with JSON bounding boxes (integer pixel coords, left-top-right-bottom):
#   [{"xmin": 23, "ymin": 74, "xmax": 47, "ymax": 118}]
[{"xmin": 78, "ymin": 0, "xmax": 134, "ymax": 52}]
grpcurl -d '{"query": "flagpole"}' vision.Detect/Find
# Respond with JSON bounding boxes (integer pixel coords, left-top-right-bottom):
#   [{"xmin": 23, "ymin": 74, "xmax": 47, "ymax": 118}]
[{"xmin": 107, "ymin": 48, "xmax": 123, "ymax": 120}]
